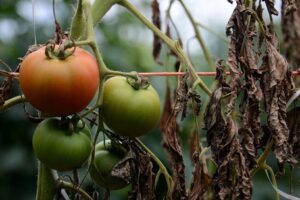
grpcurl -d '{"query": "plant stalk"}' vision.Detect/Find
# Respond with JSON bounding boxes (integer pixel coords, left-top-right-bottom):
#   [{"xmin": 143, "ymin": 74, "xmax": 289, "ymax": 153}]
[
  {"xmin": 177, "ymin": 0, "xmax": 214, "ymax": 70},
  {"xmin": 35, "ymin": 162, "xmax": 56, "ymax": 200},
  {"xmin": 0, "ymin": 95, "xmax": 26, "ymax": 113},
  {"xmin": 118, "ymin": 0, "xmax": 212, "ymax": 96}
]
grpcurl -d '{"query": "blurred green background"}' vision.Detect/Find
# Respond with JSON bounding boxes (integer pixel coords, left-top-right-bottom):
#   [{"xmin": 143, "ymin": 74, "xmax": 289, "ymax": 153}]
[{"xmin": 0, "ymin": 0, "xmax": 299, "ymax": 199}]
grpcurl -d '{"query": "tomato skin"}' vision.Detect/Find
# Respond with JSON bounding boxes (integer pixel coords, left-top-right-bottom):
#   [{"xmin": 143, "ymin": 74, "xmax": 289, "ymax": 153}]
[
  {"xmin": 89, "ymin": 140, "xmax": 129, "ymax": 190},
  {"xmin": 19, "ymin": 47, "xmax": 99, "ymax": 116},
  {"xmin": 102, "ymin": 76, "xmax": 161, "ymax": 137},
  {"xmin": 32, "ymin": 118, "xmax": 92, "ymax": 171}
]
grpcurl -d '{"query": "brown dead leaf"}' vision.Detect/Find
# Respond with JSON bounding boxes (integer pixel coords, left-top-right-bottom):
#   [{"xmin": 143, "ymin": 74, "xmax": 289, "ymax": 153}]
[
  {"xmin": 287, "ymin": 107, "xmax": 300, "ymax": 160},
  {"xmin": 151, "ymin": 0, "xmax": 162, "ymax": 63},
  {"xmin": 204, "ymin": 86, "xmax": 252, "ymax": 200},
  {"xmin": 281, "ymin": 0, "xmax": 300, "ymax": 85},
  {"xmin": 128, "ymin": 140, "xmax": 155, "ymax": 200},
  {"xmin": 160, "ymin": 74, "xmax": 193, "ymax": 199},
  {"xmin": 0, "ymin": 77, "xmax": 13, "ymax": 106},
  {"xmin": 260, "ymin": 26, "xmax": 297, "ymax": 172},
  {"xmin": 264, "ymin": 0, "xmax": 279, "ymax": 15}
]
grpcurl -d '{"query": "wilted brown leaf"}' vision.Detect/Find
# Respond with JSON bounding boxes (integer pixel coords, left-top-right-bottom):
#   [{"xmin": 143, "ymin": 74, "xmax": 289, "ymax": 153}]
[
  {"xmin": 282, "ymin": 0, "xmax": 297, "ymax": 16},
  {"xmin": 204, "ymin": 86, "xmax": 252, "ymax": 200},
  {"xmin": 127, "ymin": 141, "xmax": 155, "ymax": 200},
  {"xmin": 160, "ymin": 74, "xmax": 194, "ymax": 199},
  {"xmin": 287, "ymin": 107, "xmax": 300, "ymax": 160},
  {"xmin": 281, "ymin": 0, "xmax": 300, "ymax": 85},
  {"xmin": 260, "ymin": 25, "xmax": 297, "ymax": 172},
  {"xmin": 151, "ymin": 0, "xmax": 162, "ymax": 63},
  {"xmin": 264, "ymin": 0, "xmax": 279, "ymax": 15},
  {"xmin": 0, "ymin": 77, "xmax": 13, "ymax": 106},
  {"xmin": 187, "ymin": 127, "xmax": 212, "ymax": 200},
  {"xmin": 188, "ymin": 160, "xmax": 212, "ymax": 200}
]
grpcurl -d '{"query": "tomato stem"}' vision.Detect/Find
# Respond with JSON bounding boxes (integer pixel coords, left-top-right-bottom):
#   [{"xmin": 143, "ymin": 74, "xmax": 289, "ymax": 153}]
[
  {"xmin": 250, "ymin": 139, "xmax": 274, "ymax": 176},
  {"xmin": 126, "ymin": 75, "xmax": 150, "ymax": 90},
  {"xmin": 118, "ymin": 0, "xmax": 212, "ymax": 96},
  {"xmin": 177, "ymin": 0, "xmax": 214, "ymax": 70},
  {"xmin": 56, "ymin": 179, "xmax": 93, "ymax": 200},
  {"xmin": 70, "ymin": 0, "xmax": 85, "ymax": 40},
  {"xmin": 35, "ymin": 162, "xmax": 56, "ymax": 200},
  {"xmin": 0, "ymin": 95, "xmax": 26, "ymax": 113},
  {"xmin": 262, "ymin": 163, "xmax": 280, "ymax": 200},
  {"xmin": 91, "ymin": 0, "xmax": 123, "ymax": 27}
]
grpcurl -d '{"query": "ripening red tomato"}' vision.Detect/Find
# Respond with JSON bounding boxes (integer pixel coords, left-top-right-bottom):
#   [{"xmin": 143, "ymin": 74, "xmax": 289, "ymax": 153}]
[{"xmin": 19, "ymin": 46, "xmax": 99, "ymax": 116}]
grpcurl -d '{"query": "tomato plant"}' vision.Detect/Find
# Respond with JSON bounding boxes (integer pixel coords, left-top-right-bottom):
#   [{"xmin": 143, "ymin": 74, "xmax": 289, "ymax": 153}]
[
  {"xmin": 2, "ymin": 0, "xmax": 300, "ymax": 199},
  {"xmin": 32, "ymin": 118, "xmax": 92, "ymax": 171},
  {"xmin": 89, "ymin": 140, "xmax": 129, "ymax": 190},
  {"xmin": 19, "ymin": 46, "xmax": 99, "ymax": 116},
  {"xmin": 102, "ymin": 76, "xmax": 161, "ymax": 137}
]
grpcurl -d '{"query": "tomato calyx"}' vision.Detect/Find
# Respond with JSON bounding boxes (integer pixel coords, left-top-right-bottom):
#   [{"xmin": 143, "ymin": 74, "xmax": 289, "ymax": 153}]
[
  {"xmin": 45, "ymin": 40, "xmax": 77, "ymax": 60},
  {"xmin": 126, "ymin": 75, "xmax": 150, "ymax": 90},
  {"xmin": 59, "ymin": 115, "xmax": 86, "ymax": 135}
]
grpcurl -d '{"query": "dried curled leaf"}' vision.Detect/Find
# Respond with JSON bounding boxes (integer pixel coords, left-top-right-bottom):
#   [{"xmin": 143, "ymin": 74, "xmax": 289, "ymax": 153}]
[
  {"xmin": 260, "ymin": 26, "xmax": 297, "ymax": 171},
  {"xmin": 160, "ymin": 75, "xmax": 191, "ymax": 199},
  {"xmin": 127, "ymin": 141, "xmax": 155, "ymax": 200},
  {"xmin": 287, "ymin": 107, "xmax": 300, "ymax": 160},
  {"xmin": 0, "ymin": 77, "xmax": 13, "ymax": 106},
  {"xmin": 110, "ymin": 152, "xmax": 132, "ymax": 184},
  {"xmin": 204, "ymin": 86, "xmax": 252, "ymax": 200},
  {"xmin": 151, "ymin": 0, "xmax": 162, "ymax": 63},
  {"xmin": 264, "ymin": 0, "xmax": 279, "ymax": 15},
  {"xmin": 265, "ymin": 40, "xmax": 288, "ymax": 87},
  {"xmin": 281, "ymin": 0, "xmax": 297, "ymax": 16},
  {"xmin": 188, "ymin": 155, "xmax": 212, "ymax": 200},
  {"xmin": 281, "ymin": 0, "xmax": 300, "ymax": 85}
]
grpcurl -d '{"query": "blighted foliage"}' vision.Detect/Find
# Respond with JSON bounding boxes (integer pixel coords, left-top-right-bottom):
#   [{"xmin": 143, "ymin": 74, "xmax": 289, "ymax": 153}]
[
  {"xmin": 127, "ymin": 141, "xmax": 155, "ymax": 200},
  {"xmin": 281, "ymin": 0, "xmax": 299, "ymax": 66},
  {"xmin": 0, "ymin": 76, "xmax": 13, "ymax": 106},
  {"xmin": 201, "ymin": 0, "xmax": 299, "ymax": 198},
  {"xmin": 0, "ymin": 61, "xmax": 13, "ymax": 106},
  {"xmin": 187, "ymin": 128, "xmax": 212, "ymax": 200},
  {"xmin": 288, "ymin": 107, "xmax": 300, "ymax": 160},
  {"xmin": 160, "ymin": 74, "xmax": 188, "ymax": 199},
  {"xmin": 123, "ymin": 0, "xmax": 300, "ymax": 199},
  {"xmin": 151, "ymin": 0, "xmax": 162, "ymax": 63},
  {"xmin": 260, "ymin": 26, "xmax": 297, "ymax": 175},
  {"xmin": 99, "ymin": 134, "xmax": 156, "ymax": 200},
  {"xmin": 204, "ymin": 65, "xmax": 252, "ymax": 200}
]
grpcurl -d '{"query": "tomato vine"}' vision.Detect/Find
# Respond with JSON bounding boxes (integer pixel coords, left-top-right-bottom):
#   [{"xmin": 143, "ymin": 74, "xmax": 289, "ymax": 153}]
[{"xmin": 1, "ymin": 0, "xmax": 300, "ymax": 199}]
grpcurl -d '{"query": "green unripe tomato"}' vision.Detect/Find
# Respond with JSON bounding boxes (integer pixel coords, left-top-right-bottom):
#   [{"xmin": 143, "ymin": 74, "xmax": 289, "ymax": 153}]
[
  {"xmin": 90, "ymin": 140, "xmax": 129, "ymax": 190},
  {"xmin": 32, "ymin": 118, "xmax": 92, "ymax": 171},
  {"xmin": 102, "ymin": 76, "xmax": 161, "ymax": 137}
]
